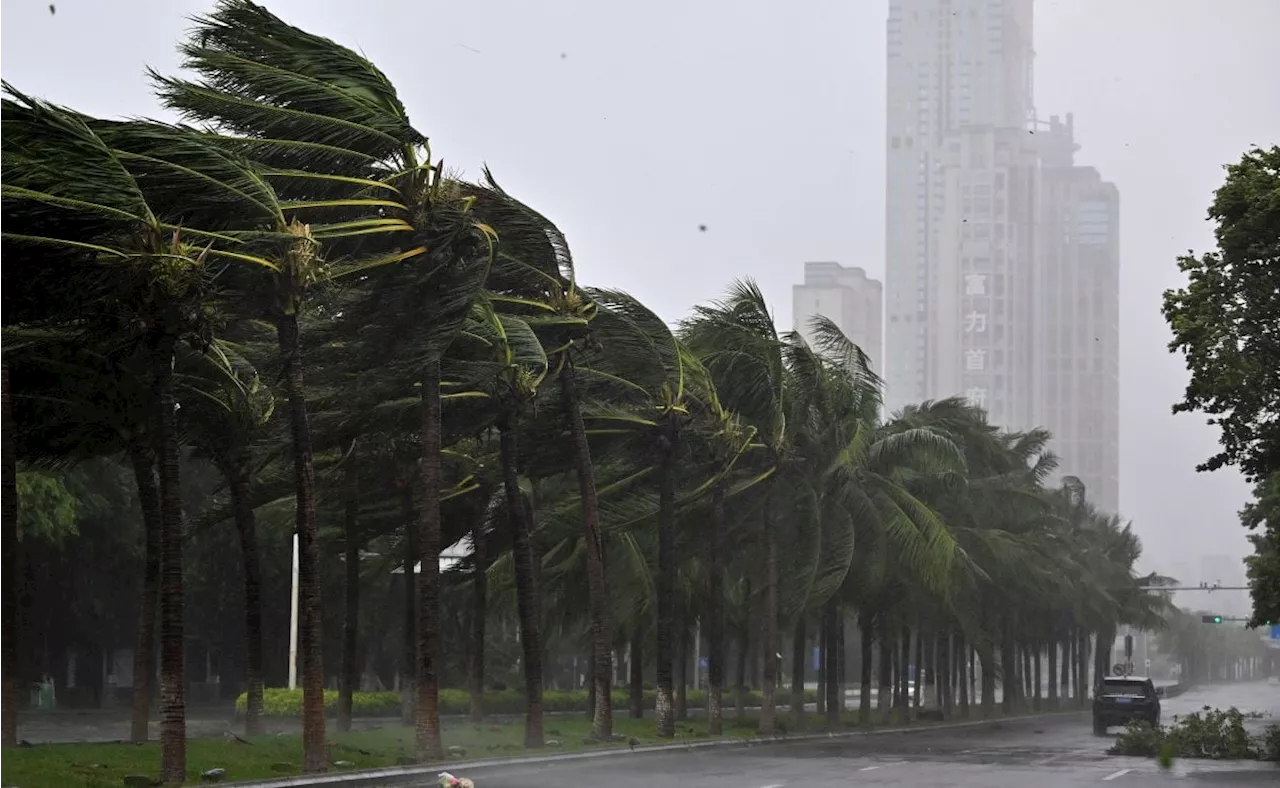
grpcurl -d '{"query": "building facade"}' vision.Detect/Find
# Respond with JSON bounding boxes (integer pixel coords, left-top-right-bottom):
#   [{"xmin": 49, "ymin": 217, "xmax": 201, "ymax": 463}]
[
  {"xmin": 1036, "ymin": 115, "xmax": 1120, "ymax": 512},
  {"xmin": 884, "ymin": 0, "xmax": 1035, "ymax": 415},
  {"xmin": 883, "ymin": 0, "xmax": 1119, "ymax": 510},
  {"xmin": 793, "ymin": 262, "xmax": 884, "ymax": 375}
]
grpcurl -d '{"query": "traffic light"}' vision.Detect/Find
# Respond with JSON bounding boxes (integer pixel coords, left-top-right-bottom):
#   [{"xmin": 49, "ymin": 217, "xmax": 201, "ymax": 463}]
[{"xmin": 1201, "ymin": 614, "xmax": 1223, "ymax": 624}]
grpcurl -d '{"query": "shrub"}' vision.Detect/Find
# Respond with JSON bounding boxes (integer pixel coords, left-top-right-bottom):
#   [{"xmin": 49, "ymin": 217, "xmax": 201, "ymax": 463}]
[
  {"xmin": 1260, "ymin": 725, "xmax": 1280, "ymax": 762},
  {"xmin": 235, "ymin": 687, "xmax": 819, "ymax": 718}
]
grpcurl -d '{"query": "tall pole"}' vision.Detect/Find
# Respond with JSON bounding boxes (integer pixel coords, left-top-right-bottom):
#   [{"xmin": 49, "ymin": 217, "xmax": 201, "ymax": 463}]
[{"xmin": 288, "ymin": 533, "xmax": 300, "ymax": 690}]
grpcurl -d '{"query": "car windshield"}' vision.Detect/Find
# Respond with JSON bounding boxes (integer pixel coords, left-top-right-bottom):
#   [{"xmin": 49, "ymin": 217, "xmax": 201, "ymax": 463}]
[{"xmin": 1102, "ymin": 680, "xmax": 1148, "ymax": 695}]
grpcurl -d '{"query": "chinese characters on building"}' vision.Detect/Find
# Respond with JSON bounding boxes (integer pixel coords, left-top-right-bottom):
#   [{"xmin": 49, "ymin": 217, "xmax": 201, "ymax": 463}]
[{"xmin": 962, "ymin": 271, "xmax": 989, "ymax": 410}]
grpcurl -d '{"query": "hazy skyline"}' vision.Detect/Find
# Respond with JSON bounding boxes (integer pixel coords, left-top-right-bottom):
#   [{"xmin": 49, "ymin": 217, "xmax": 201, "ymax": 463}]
[{"xmin": 4, "ymin": 0, "xmax": 1276, "ymax": 596}]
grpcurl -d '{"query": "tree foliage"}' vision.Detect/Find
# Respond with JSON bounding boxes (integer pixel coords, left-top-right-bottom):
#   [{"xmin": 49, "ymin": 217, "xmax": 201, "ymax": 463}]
[
  {"xmin": 1162, "ymin": 145, "xmax": 1280, "ymax": 483},
  {"xmin": 0, "ymin": 0, "xmax": 1182, "ymax": 776}
]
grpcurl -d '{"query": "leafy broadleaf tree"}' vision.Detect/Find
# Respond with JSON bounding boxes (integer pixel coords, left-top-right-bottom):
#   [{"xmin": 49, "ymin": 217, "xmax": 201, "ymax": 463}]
[{"xmin": 1162, "ymin": 145, "xmax": 1280, "ymax": 483}]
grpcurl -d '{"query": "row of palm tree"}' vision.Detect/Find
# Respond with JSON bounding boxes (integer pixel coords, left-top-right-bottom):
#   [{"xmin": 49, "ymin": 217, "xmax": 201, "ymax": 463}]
[{"xmin": 0, "ymin": 0, "xmax": 1168, "ymax": 782}]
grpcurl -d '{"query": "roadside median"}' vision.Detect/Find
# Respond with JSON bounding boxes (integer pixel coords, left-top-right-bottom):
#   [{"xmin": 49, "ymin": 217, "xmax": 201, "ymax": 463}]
[{"xmin": 2, "ymin": 703, "xmax": 1095, "ymax": 788}]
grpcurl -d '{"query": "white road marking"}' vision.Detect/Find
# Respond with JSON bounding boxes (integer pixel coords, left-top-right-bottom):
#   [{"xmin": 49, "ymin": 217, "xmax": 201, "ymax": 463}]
[
  {"xmin": 859, "ymin": 761, "xmax": 906, "ymax": 772},
  {"xmin": 1102, "ymin": 768, "xmax": 1132, "ymax": 781},
  {"xmin": 758, "ymin": 784, "xmax": 785, "ymax": 788}
]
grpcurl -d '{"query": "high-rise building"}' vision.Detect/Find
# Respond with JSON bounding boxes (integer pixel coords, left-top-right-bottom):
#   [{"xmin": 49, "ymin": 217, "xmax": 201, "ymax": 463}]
[
  {"xmin": 883, "ymin": 1, "xmax": 1120, "ymax": 512},
  {"xmin": 793, "ymin": 262, "xmax": 883, "ymax": 375},
  {"xmin": 884, "ymin": 0, "xmax": 1036, "ymax": 415},
  {"xmin": 1036, "ymin": 114, "xmax": 1120, "ymax": 513}
]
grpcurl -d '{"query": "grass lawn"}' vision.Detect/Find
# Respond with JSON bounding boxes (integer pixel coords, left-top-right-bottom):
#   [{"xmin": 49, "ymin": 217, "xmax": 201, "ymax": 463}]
[{"xmin": 1, "ymin": 705, "xmax": 1079, "ymax": 787}]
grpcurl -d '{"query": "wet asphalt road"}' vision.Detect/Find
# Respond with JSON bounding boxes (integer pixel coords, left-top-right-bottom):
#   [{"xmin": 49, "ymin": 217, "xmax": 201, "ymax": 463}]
[{"xmin": 449, "ymin": 682, "xmax": 1279, "ymax": 788}]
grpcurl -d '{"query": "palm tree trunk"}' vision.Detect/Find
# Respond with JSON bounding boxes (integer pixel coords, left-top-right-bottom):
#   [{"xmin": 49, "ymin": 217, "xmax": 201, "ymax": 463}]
[
  {"xmin": 1095, "ymin": 626, "xmax": 1113, "ymax": 685},
  {"xmin": 735, "ymin": 628, "xmax": 749, "ymax": 720},
  {"xmin": 956, "ymin": 632, "xmax": 969, "ymax": 718},
  {"xmin": 816, "ymin": 621, "xmax": 826, "ymax": 718},
  {"xmin": 127, "ymin": 442, "xmax": 161, "ymax": 743},
  {"xmin": 400, "ymin": 485, "xmax": 417, "ymax": 725},
  {"xmin": 338, "ymin": 440, "xmax": 360, "ymax": 733},
  {"xmin": 499, "ymin": 415, "xmax": 543, "ymax": 749},
  {"xmin": 585, "ymin": 653, "xmax": 595, "ymax": 720},
  {"xmin": 1047, "ymin": 637, "xmax": 1059, "ymax": 709},
  {"xmin": 559, "ymin": 360, "xmax": 611, "ymax": 740},
  {"xmin": 969, "ymin": 646, "xmax": 977, "ymax": 709},
  {"xmin": 1032, "ymin": 644, "xmax": 1042, "ymax": 711},
  {"xmin": 227, "ymin": 456, "xmax": 263, "ymax": 737},
  {"xmin": 978, "ymin": 643, "xmax": 997, "ymax": 717},
  {"xmin": 877, "ymin": 627, "xmax": 892, "ymax": 723},
  {"xmin": 1022, "ymin": 646, "xmax": 1034, "ymax": 708},
  {"xmin": 836, "ymin": 613, "xmax": 846, "ymax": 713},
  {"xmin": 399, "ymin": 486, "xmax": 414, "ymax": 726},
  {"xmin": 655, "ymin": 424, "xmax": 678, "ymax": 739},
  {"xmin": 939, "ymin": 631, "xmax": 952, "ymax": 720},
  {"xmin": 155, "ymin": 338, "xmax": 187, "ymax": 785},
  {"xmin": 858, "ymin": 613, "xmax": 874, "ymax": 725},
  {"xmin": 415, "ymin": 360, "xmax": 445, "ymax": 761},
  {"xmin": 705, "ymin": 482, "xmax": 726, "ymax": 735},
  {"xmin": 629, "ymin": 626, "xmax": 644, "ymax": 720},
  {"xmin": 823, "ymin": 602, "xmax": 840, "ymax": 729},
  {"xmin": 791, "ymin": 616, "xmax": 806, "ymax": 729},
  {"xmin": 1061, "ymin": 635, "xmax": 1072, "ymax": 702},
  {"xmin": 275, "ymin": 314, "xmax": 325, "ymax": 773},
  {"xmin": 912, "ymin": 631, "xmax": 923, "ymax": 713},
  {"xmin": 675, "ymin": 626, "xmax": 688, "ymax": 720},
  {"xmin": 898, "ymin": 627, "xmax": 911, "ymax": 718},
  {"xmin": 758, "ymin": 496, "xmax": 779, "ymax": 734},
  {"xmin": 469, "ymin": 504, "xmax": 486, "ymax": 725},
  {"xmin": 1077, "ymin": 630, "xmax": 1091, "ymax": 706},
  {"xmin": 2, "ymin": 365, "xmax": 19, "ymax": 747},
  {"xmin": 1000, "ymin": 618, "xmax": 1017, "ymax": 714}
]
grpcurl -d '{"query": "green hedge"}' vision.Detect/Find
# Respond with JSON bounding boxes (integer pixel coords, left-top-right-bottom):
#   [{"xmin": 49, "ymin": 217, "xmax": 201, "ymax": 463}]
[{"xmin": 235, "ymin": 687, "xmax": 819, "ymax": 718}]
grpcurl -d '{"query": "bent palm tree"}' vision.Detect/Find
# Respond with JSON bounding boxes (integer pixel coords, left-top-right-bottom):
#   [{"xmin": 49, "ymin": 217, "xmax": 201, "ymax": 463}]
[{"xmin": 156, "ymin": 0, "xmax": 493, "ymax": 765}]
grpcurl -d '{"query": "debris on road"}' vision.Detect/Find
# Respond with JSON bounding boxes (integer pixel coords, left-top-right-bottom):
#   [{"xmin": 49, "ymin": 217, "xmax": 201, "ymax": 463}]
[{"xmin": 439, "ymin": 771, "xmax": 475, "ymax": 788}]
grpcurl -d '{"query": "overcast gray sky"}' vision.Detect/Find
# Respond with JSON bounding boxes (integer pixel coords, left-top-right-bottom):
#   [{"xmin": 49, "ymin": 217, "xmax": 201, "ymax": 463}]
[{"xmin": 4, "ymin": 0, "xmax": 1277, "ymax": 588}]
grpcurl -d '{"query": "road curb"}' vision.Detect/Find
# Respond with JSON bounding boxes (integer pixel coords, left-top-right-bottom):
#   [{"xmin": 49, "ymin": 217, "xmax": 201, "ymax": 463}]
[{"xmin": 221, "ymin": 708, "xmax": 1092, "ymax": 787}]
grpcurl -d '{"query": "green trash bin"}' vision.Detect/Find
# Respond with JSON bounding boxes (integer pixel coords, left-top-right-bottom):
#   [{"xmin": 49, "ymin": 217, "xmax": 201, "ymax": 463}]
[{"xmin": 30, "ymin": 681, "xmax": 54, "ymax": 710}]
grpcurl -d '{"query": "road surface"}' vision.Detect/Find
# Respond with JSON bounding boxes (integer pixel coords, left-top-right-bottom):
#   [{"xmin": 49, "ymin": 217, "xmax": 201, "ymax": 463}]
[{"xmin": 450, "ymin": 682, "xmax": 1279, "ymax": 787}]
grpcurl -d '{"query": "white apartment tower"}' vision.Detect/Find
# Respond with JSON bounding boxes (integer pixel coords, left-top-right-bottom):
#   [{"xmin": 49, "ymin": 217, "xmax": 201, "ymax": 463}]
[
  {"xmin": 1037, "ymin": 114, "xmax": 1120, "ymax": 513},
  {"xmin": 884, "ymin": 0, "xmax": 1036, "ymax": 421},
  {"xmin": 884, "ymin": 0, "xmax": 1120, "ymax": 511},
  {"xmin": 793, "ymin": 262, "xmax": 884, "ymax": 376}
]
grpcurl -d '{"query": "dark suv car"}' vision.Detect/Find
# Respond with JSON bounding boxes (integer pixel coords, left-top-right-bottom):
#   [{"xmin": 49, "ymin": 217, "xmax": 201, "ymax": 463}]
[{"xmin": 1092, "ymin": 676, "xmax": 1161, "ymax": 734}]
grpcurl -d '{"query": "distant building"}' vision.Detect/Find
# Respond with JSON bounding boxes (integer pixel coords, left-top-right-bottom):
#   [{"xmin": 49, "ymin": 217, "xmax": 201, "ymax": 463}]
[
  {"xmin": 881, "ymin": 0, "xmax": 1121, "ymax": 513},
  {"xmin": 929, "ymin": 125, "xmax": 1043, "ymax": 431},
  {"xmin": 1035, "ymin": 114, "xmax": 1120, "ymax": 513},
  {"xmin": 883, "ymin": 0, "xmax": 1036, "ymax": 414},
  {"xmin": 792, "ymin": 262, "xmax": 883, "ymax": 376}
]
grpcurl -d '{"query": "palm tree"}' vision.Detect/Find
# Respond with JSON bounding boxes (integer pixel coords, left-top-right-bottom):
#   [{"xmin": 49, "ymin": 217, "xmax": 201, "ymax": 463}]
[
  {"xmin": 465, "ymin": 174, "xmax": 615, "ymax": 740},
  {"xmin": 156, "ymin": 0, "xmax": 495, "ymax": 766},
  {"xmin": 579, "ymin": 289, "xmax": 709, "ymax": 739},
  {"xmin": 177, "ymin": 337, "xmax": 275, "ymax": 737},
  {"xmin": 1, "ymin": 91, "xmax": 276, "ymax": 782},
  {"xmin": 452, "ymin": 298, "xmax": 550, "ymax": 748},
  {"xmin": 1, "ymin": 365, "xmax": 17, "ymax": 748}
]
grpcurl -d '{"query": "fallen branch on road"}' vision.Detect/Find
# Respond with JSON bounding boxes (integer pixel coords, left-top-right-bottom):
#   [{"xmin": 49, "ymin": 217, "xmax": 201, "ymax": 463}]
[{"xmin": 1109, "ymin": 707, "xmax": 1279, "ymax": 761}]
